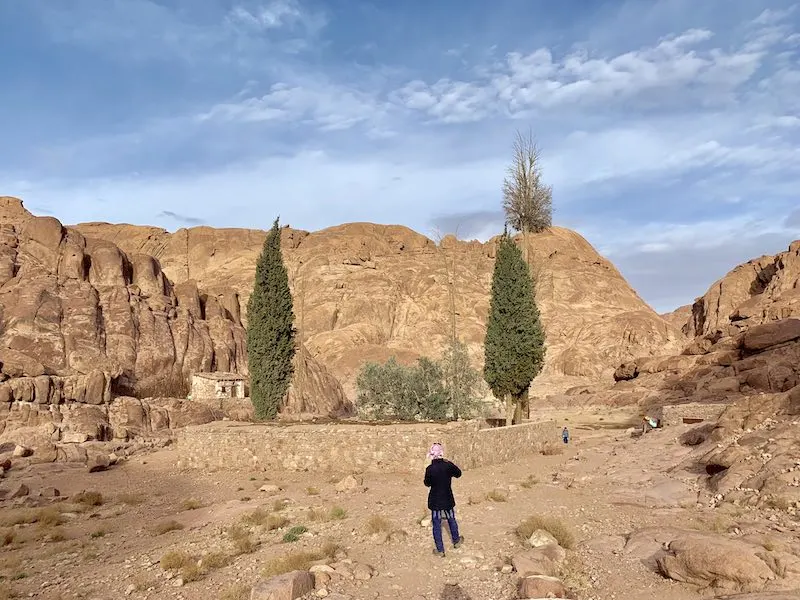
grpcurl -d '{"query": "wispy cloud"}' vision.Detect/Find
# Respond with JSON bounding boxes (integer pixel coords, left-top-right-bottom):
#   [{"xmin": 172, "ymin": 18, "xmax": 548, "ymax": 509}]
[{"xmin": 2, "ymin": 0, "xmax": 800, "ymax": 313}]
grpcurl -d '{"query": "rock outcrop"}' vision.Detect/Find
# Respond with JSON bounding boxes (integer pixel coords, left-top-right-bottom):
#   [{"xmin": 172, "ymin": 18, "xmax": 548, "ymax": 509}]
[
  {"xmin": 684, "ymin": 241, "xmax": 800, "ymax": 337},
  {"xmin": 73, "ymin": 217, "xmax": 685, "ymax": 395},
  {"xmin": 0, "ymin": 197, "xmax": 349, "ymax": 427}
]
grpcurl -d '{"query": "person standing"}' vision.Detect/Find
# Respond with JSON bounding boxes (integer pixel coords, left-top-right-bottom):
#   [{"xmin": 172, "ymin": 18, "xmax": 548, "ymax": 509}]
[
  {"xmin": 562, "ymin": 426, "xmax": 570, "ymax": 444},
  {"xmin": 424, "ymin": 443, "xmax": 464, "ymax": 557}
]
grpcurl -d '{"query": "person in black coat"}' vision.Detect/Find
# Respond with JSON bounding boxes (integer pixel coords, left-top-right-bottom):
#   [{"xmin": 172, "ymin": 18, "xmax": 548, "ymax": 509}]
[{"xmin": 424, "ymin": 442, "xmax": 464, "ymax": 556}]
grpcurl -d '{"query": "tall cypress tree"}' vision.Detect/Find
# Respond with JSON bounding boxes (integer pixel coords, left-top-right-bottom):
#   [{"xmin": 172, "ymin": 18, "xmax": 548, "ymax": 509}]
[
  {"xmin": 483, "ymin": 232, "xmax": 545, "ymax": 425},
  {"xmin": 247, "ymin": 218, "xmax": 295, "ymax": 420}
]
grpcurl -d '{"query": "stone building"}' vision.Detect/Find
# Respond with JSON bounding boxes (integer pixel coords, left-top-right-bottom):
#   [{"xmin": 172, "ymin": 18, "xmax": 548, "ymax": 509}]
[{"xmin": 190, "ymin": 372, "xmax": 246, "ymax": 399}]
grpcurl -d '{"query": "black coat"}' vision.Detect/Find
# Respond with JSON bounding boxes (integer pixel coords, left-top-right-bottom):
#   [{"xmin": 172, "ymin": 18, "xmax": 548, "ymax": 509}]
[{"xmin": 424, "ymin": 458, "xmax": 462, "ymax": 511}]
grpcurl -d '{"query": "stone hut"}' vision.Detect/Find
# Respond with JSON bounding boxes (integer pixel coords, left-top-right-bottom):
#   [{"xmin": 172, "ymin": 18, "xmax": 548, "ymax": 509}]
[{"xmin": 191, "ymin": 372, "xmax": 246, "ymax": 399}]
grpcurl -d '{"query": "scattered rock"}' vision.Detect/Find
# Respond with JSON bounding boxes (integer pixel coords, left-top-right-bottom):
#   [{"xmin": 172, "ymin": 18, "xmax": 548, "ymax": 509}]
[
  {"xmin": 335, "ymin": 474, "xmax": 362, "ymax": 493},
  {"xmin": 251, "ymin": 570, "xmax": 314, "ymax": 600},
  {"xmin": 527, "ymin": 529, "xmax": 559, "ymax": 548},
  {"xmin": 259, "ymin": 484, "xmax": 280, "ymax": 495},
  {"xmin": 86, "ymin": 452, "xmax": 110, "ymax": 473},
  {"xmin": 3, "ymin": 483, "xmax": 30, "ymax": 499},
  {"xmin": 518, "ymin": 575, "xmax": 567, "ymax": 598},
  {"xmin": 38, "ymin": 487, "xmax": 60, "ymax": 498},
  {"xmin": 512, "ymin": 544, "xmax": 565, "ymax": 577},
  {"xmin": 12, "ymin": 445, "xmax": 32, "ymax": 458},
  {"xmin": 352, "ymin": 563, "xmax": 373, "ymax": 581}
]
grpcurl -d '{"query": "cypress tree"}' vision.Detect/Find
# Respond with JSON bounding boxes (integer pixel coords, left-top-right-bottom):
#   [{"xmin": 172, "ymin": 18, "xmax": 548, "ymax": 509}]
[
  {"xmin": 483, "ymin": 232, "xmax": 545, "ymax": 425},
  {"xmin": 247, "ymin": 218, "xmax": 295, "ymax": 420}
]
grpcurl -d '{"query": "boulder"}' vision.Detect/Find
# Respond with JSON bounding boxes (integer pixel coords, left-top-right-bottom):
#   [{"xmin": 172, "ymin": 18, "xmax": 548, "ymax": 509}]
[
  {"xmin": 742, "ymin": 319, "xmax": 800, "ymax": 352},
  {"xmin": 86, "ymin": 452, "xmax": 111, "ymax": 473},
  {"xmin": 614, "ymin": 362, "xmax": 638, "ymax": 381},
  {"xmin": 335, "ymin": 475, "xmax": 362, "ymax": 493},
  {"xmin": 656, "ymin": 534, "xmax": 776, "ymax": 591},
  {"xmin": 512, "ymin": 544, "xmax": 565, "ymax": 577},
  {"xmin": 2, "ymin": 483, "xmax": 30, "ymax": 499},
  {"xmin": 518, "ymin": 575, "xmax": 568, "ymax": 598},
  {"xmin": 527, "ymin": 529, "xmax": 559, "ymax": 548},
  {"xmin": 12, "ymin": 444, "xmax": 32, "ymax": 457},
  {"xmin": 250, "ymin": 570, "xmax": 314, "ymax": 600}
]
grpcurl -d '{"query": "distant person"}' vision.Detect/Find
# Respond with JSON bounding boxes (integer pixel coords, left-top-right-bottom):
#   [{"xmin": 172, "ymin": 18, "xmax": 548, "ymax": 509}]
[
  {"xmin": 642, "ymin": 415, "xmax": 658, "ymax": 433},
  {"xmin": 424, "ymin": 442, "xmax": 464, "ymax": 557},
  {"xmin": 562, "ymin": 426, "xmax": 569, "ymax": 444}
]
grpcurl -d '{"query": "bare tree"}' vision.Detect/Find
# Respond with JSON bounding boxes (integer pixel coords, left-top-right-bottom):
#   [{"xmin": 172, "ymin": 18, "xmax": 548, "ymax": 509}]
[{"xmin": 502, "ymin": 129, "xmax": 553, "ymax": 234}]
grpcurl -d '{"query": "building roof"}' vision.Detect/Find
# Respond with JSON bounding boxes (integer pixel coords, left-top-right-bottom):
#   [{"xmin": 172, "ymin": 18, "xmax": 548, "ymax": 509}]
[{"xmin": 192, "ymin": 372, "xmax": 245, "ymax": 381}]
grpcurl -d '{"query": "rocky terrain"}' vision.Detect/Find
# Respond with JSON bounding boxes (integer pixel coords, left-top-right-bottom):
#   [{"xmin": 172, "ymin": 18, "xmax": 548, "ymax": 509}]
[
  {"xmin": 0, "ymin": 197, "xmax": 350, "ymax": 463},
  {"xmin": 74, "ymin": 209, "xmax": 685, "ymax": 395},
  {"xmin": 1, "ymin": 399, "xmax": 799, "ymax": 600}
]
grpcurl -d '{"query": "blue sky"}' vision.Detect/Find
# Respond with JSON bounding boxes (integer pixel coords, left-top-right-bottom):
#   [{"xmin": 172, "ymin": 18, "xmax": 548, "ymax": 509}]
[{"xmin": 1, "ymin": 0, "xmax": 800, "ymax": 312}]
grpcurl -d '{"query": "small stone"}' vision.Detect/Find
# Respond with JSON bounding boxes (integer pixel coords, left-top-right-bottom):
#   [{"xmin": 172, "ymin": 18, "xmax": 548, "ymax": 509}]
[
  {"xmin": 125, "ymin": 584, "xmax": 136, "ymax": 595},
  {"xmin": 12, "ymin": 445, "xmax": 32, "ymax": 458},
  {"xmin": 172, "ymin": 577, "xmax": 185, "ymax": 587},
  {"xmin": 501, "ymin": 564, "xmax": 513, "ymax": 574},
  {"xmin": 259, "ymin": 484, "xmax": 280, "ymax": 495}
]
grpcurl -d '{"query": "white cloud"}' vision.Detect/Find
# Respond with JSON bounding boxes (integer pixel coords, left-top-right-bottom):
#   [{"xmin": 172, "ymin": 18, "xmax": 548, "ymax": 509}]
[
  {"xmin": 390, "ymin": 16, "xmax": 797, "ymax": 122},
  {"xmin": 226, "ymin": 0, "xmax": 326, "ymax": 35}
]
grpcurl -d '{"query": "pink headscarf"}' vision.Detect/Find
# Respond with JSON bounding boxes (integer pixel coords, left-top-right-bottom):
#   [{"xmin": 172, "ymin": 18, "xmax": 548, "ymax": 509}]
[{"xmin": 428, "ymin": 443, "xmax": 444, "ymax": 460}]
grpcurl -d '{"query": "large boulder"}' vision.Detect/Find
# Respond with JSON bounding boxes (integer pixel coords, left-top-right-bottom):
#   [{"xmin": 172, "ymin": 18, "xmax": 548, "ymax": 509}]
[{"xmin": 250, "ymin": 570, "xmax": 314, "ymax": 600}]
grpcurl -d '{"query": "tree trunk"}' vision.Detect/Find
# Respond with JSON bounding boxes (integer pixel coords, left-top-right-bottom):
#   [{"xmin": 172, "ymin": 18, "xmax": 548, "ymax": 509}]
[
  {"xmin": 514, "ymin": 397, "xmax": 525, "ymax": 424},
  {"xmin": 505, "ymin": 395, "xmax": 514, "ymax": 427}
]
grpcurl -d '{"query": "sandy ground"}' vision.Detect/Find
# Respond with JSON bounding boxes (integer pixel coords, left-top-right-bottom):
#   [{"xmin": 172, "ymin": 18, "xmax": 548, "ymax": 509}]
[{"xmin": 1, "ymin": 407, "xmax": 797, "ymax": 600}]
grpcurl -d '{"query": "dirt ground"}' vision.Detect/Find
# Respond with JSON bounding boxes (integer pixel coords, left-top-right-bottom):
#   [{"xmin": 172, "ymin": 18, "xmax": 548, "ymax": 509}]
[{"xmin": 1, "ymin": 407, "xmax": 797, "ymax": 600}]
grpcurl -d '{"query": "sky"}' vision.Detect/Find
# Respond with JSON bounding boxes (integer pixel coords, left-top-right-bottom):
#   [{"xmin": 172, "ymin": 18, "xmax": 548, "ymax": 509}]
[{"xmin": 1, "ymin": 0, "xmax": 799, "ymax": 313}]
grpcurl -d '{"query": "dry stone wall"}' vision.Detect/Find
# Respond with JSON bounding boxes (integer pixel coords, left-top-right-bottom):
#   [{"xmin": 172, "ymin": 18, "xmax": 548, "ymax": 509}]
[{"xmin": 176, "ymin": 419, "xmax": 559, "ymax": 473}]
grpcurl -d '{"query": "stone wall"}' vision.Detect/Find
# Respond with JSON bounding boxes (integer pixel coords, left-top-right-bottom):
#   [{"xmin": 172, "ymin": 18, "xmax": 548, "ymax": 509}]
[
  {"xmin": 190, "ymin": 374, "xmax": 245, "ymax": 399},
  {"xmin": 176, "ymin": 419, "xmax": 559, "ymax": 474},
  {"xmin": 660, "ymin": 402, "xmax": 728, "ymax": 426}
]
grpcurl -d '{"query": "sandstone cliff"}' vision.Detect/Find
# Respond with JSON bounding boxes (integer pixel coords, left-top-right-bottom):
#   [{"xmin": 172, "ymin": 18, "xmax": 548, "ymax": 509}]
[
  {"xmin": 74, "ymin": 218, "xmax": 686, "ymax": 395},
  {"xmin": 684, "ymin": 241, "xmax": 800, "ymax": 338},
  {"xmin": 0, "ymin": 196, "xmax": 349, "ymax": 419}
]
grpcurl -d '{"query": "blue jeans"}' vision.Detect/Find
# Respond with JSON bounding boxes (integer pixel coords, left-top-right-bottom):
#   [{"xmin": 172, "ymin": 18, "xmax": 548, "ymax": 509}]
[{"xmin": 431, "ymin": 509, "xmax": 460, "ymax": 553}]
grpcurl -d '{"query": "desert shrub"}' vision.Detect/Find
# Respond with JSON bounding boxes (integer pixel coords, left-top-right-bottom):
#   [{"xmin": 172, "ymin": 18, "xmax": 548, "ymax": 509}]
[
  {"xmin": 266, "ymin": 514, "xmax": 288, "ymax": 531},
  {"xmin": 306, "ymin": 487, "xmax": 320, "ymax": 496},
  {"xmin": 486, "ymin": 489, "xmax": 508, "ymax": 502},
  {"xmin": 160, "ymin": 551, "xmax": 192, "ymax": 570},
  {"xmin": 90, "ymin": 527, "xmax": 107, "ymax": 539},
  {"xmin": 272, "ymin": 499, "xmax": 288, "ymax": 512},
  {"xmin": 2, "ymin": 529, "xmax": 15, "ymax": 546},
  {"xmin": 329, "ymin": 506, "xmax": 347, "ymax": 520},
  {"xmin": 364, "ymin": 515, "xmax": 392, "ymax": 535},
  {"xmin": 520, "ymin": 475, "xmax": 539, "ymax": 488},
  {"xmin": 261, "ymin": 542, "xmax": 339, "ymax": 577},
  {"xmin": 180, "ymin": 498, "xmax": 204, "ymax": 511},
  {"xmin": 201, "ymin": 551, "xmax": 231, "ymax": 569},
  {"xmin": 282, "ymin": 525, "xmax": 307, "ymax": 543},
  {"xmin": 35, "ymin": 507, "xmax": 63, "ymax": 528},
  {"xmin": 307, "ymin": 508, "xmax": 328, "ymax": 522},
  {"xmin": 73, "ymin": 491, "xmax": 104, "ymax": 506},
  {"xmin": 152, "ymin": 520, "xmax": 184, "ymax": 535},
  {"xmin": 221, "ymin": 584, "xmax": 250, "ymax": 600},
  {"xmin": 516, "ymin": 515, "xmax": 575, "ymax": 549},
  {"xmin": 227, "ymin": 525, "xmax": 257, "ymax": 555}
]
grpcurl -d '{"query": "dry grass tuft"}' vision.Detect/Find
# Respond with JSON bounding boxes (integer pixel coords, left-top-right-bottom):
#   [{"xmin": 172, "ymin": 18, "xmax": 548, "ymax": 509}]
[
  {"xmin": 329, "ymin": 506, "xmax": 347, "ymax": 520},
  {"xmin": 307, "ymin": 508, "xmax": 328, "ymax": 522},
  {"xmin": 220, "ymin": 584, "xmax": 250, "ymax": 600},
  {"xmin": 486, "ymin": 489, "xmax": 508, "ymax": 502},
  {"xmin": 116, "ymin": 493, "xmax": 144, "ymax": 505},
  {"xmin": 272, "ymin": 499, "xmax": 289, "ymax": 512},
  {"xmin": 520, "ymin": 475, "xmax": 539, "ymax": 489},
  {"xmin": 306, "ymin": 486, "xmax": 320, "ymax": 496},
  {"xmin": 160, "ymin": 551, "xmax": 193, "ymax": 570},
  {"xmin": 516, "ymin": 515, "xmax": 576, "ymax": 549},
  {"xmin": 364, "ymin": 515, "xmax": 392, "ymax": 535},
  {"xmin": 201, "ymin": 551, "xmax": 232, "ymax": 570},
  {"xmin": 2, "ymin": 529, "xmax": 15, "ymax": 547},
  {"xmin": 73, "ymin": 491, "xmax": 104, "ymax": 506},
  {"xmin": 151, "ymin": 520, "xmax": 184, "ymax": 535},
  {"xmin": 180, "ymin": 498, "xmax": 204, "ymax": 511},
  {"xmin": 227, "ymin": 525, "xmax": 257, "ymax": 555},
  {"xmin": 181, "ymin": 563, "xmax": 203, "ymax": 582},
  {"xmin": 241, "ymin": 508, "xmax": 271, "ymax": 527},
  {"xmin": 261, "ymin": 541, "xmax": 340, "ymax": 577}
]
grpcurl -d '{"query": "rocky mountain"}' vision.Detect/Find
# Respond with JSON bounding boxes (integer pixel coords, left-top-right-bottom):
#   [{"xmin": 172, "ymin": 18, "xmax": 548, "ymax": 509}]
[
  {"xmin": 74, "ymin": 217, "xmax": 685, "ymax": 396},
  {"xmin": 683, "ymin": 241, "xmax": 800, "ymax": 337},
  {"xmin": 0, "ymin": 196, "xmax": 350, "ymax": 421}
]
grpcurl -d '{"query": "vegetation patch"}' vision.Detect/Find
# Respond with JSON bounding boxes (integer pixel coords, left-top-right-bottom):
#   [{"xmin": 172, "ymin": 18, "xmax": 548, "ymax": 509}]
[
  {"xmin": 516, "ymin": 515, "xmax": 575, "ymax": 549},
  {"xmin": 261, "ymin": 541, "xmax": 340, "ymax": 577}
]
